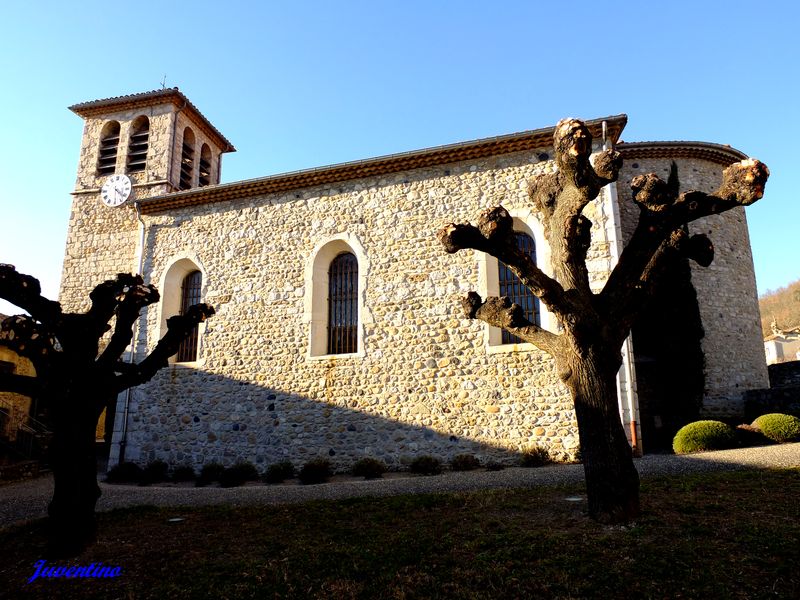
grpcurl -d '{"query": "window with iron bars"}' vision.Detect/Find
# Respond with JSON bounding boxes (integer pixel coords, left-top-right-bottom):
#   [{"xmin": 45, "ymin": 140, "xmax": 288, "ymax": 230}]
[
  {"xmin": 498, "ymin": 232, "xmax": 540, "ymax": 344},
  {"xmin": 327, "ymin": 252, "xmax": 358, "ymax": 354},
  {"xmin": 176, "ymin": 270, "xmax": 202, "ymax": 362}
]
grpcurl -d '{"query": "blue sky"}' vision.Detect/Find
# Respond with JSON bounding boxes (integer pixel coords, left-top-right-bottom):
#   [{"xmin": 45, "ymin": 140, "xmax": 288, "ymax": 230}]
[{"xmin": 1, "ymin": 0, "xmax": 798, "ymax": 316}]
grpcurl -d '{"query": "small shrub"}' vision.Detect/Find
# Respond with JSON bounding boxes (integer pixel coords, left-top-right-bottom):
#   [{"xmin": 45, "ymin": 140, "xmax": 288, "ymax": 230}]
[
  {"xmin": 196, "ymin": 462, "xmax": 225, "ymax": 487},
  {"xmin": 450, "ymin": 454, "xmax": 480, "ymax": 471},
  {"xmin": 105, "ymin": 462, "xmax": 143, "ymax": 484},
  {"xmin": 673, "ymin": 420, "xmax": 737, "ymax": 454},
  {"xmin": 264, "ymin": 461, "xmax": 295, "ymax": 484},
  {"xmin": 140, "ymin": 460, "xmax": 169, "ymax": 485},
  {"xmin": 520, "ymin": 446, "xmax": 551, "ymax": 468},
  {"xmin": 298, "ymin": 458, "xmax": 332, "ymax": 485},
  {"xmin": 752, "ymin": 413, "xmax": 800, "ymax": 443},
  {"xmin": 171, "ymin": 465, "xmax": 196, "ymax": 482},
  {"xmin": 220, "ymin": 462, "xmax": 260, "ymax": 488},
  {"xmin": 485, "ymin": 462, "xmax": 506, "ymax": 471},
  {"xmin": 409, "ymin": 455, "xmax": 442, "ymax": 476},
  {"xmin": 352, "ymin": 457, "xmax": 387, "ymax": 479}
]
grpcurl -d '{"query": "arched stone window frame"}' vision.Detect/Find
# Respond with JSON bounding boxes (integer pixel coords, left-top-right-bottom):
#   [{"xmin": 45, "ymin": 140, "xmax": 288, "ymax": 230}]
[
  {"xmin": 476, "ymin": 208, "xmax": 557, "ymax": 353},
  {"xmin": 304, "ymin": 233, "xmax": 371, "ymax": 359},
  {"xmin": 157, "ymin": 253, "xmax": 208, "ymax": 366}
]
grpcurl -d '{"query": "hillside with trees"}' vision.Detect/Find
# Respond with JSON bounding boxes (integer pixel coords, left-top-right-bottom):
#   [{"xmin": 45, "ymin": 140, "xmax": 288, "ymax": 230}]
[{"xmin": 759, "ymin": 278, "xmax": 800, "ymax": 338}]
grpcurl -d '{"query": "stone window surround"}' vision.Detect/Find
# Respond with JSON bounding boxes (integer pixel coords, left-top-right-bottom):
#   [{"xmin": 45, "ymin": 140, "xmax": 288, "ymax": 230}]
[
  {"xmin": 156, "ymin": 253, "xmax": 208, "ymax": 366},
  {"xmin": 476, "ymin": 208, "xmax": 557, "ymax": 354},
  {"xmin": 304, "ymin": 233, "xmax": 372, "ymax": 360}
]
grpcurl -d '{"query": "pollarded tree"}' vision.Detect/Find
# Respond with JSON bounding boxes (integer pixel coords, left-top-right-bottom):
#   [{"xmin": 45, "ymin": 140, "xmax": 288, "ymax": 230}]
[
  {"xmin": 438, "ymin": 119, "xmax": 768, "ymax": 523},
  {"xmin": 0, "ymin": 266, "xmax": 214, "ymax": 555}
]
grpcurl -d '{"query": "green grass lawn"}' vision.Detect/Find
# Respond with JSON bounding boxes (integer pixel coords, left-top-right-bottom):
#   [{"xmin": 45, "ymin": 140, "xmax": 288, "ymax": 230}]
[{"xmin": 1, "ymin": 468, "xmax": 798, "ymax": 599}]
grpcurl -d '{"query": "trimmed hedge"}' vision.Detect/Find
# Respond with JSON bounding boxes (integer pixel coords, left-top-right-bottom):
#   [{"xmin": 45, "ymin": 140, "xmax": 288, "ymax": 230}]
[
  {"xmin": 672, "ymin": 420, "xmax": 737, "ymax": 454},
  {"xmin": 752, "ymin": 413, "xmax": 800, "ymax": 443}
]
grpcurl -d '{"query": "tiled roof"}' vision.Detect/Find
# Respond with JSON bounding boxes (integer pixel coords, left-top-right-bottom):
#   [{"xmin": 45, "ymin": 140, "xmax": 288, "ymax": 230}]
[
  {"xmin": 617, "ymin": 141, "xmax": 747, "ymax": 165},
  {"xmin": 139, "ymin": 114, "xmax": 628, "ymax": 214},
  {"xmin": 69, "ymin": 88, "xmax": 235, "ymax": 153}
]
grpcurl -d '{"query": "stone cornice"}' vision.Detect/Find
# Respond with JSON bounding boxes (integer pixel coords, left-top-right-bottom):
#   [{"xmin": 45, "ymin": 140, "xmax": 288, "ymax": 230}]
[
  {"xmin": 69, "ymin": 88, "xmax": 235, "ymax": 153},
  {"xmin": 617, "ymin": 141, "xmax": 748, "ymax": 166},
  {"xmin": 139, "ymin": 115, "xmax": 628, "ymax": 215}
]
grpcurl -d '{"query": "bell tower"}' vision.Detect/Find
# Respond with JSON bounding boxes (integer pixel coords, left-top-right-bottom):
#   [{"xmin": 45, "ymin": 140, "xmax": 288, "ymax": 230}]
[{"xmin": 60, "ymin": 89, "xmax": 234, "ymax": 311}]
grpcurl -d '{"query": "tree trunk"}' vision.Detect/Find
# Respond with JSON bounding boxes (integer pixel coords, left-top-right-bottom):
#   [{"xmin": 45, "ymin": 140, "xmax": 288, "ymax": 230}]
[
  {"xmin": 46, "ymin": 388, "xmax": 102, "ymax": 557},
  {"xmin": 567, "ymin": 352, "xmax": 640, "ymax": 523}
]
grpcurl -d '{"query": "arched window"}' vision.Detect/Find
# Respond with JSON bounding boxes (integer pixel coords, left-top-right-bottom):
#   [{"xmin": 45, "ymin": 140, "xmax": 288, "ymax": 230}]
[
  {"xmin": 176, "ymin": 270, "xmax": 202, "ymax": 362},
  {"xmin": 127, "ymin": 116, "xmax": 149, "ymax": 173},
  {"xmin": 179, "ymin": 128, "xmax": 195, "ymax": 190},
  {"xmin": 97, "ymin": 121, "xmax": 120, "ymax": 175},
  {"xmin": 498, "ymin": 232, "xmax": 541, "ymax": 344},
  {"xmin": 199, "ymin": 144, "xmax": 212, "ymax": 186},
  {"xmin": 327, "ymin": 253, "xmax": 358, "ymax": 354}
]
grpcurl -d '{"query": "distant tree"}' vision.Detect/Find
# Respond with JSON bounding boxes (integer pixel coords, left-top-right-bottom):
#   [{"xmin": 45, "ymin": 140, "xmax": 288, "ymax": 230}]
[
  {"xmin": 438, "ymin": 118, "xmax": 768, "ymax": 523},
  {"xmin": 759, "ymin": 278, "xmax": 800, "ymax": 338},
  {"xmin": 0, "ymin": 266, "xmax": 214, "ymax": 555}
]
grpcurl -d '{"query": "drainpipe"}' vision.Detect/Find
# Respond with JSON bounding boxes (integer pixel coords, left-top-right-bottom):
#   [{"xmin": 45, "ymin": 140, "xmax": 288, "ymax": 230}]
[
  {"xmin": 117, "ymin": 201, "xmax": 147, "ymax": 464},
  {"xmin": 600, "ymin": 121, "xmax": 642, "ymax": 456}
]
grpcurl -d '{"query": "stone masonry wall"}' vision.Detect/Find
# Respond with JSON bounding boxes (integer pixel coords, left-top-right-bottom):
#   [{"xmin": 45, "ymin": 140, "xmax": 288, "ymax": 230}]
[
  {"xmin": 615, "ymin": 157, "xmax": 768, "ymax": 417},
  {"xmin": 119, "ymin": 147, "xmax": 622, "ymax": 471}
]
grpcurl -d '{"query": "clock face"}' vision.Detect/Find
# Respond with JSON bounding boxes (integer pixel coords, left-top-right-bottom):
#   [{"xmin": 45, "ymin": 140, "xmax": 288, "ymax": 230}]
[{"xmin": 100, "ymin": 174, "xmax": 132, "ymax": 207}]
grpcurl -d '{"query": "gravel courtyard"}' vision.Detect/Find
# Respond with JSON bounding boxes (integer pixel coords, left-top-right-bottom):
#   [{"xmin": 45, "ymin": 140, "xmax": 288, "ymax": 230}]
[{"xmin": 1, "ymin": 442, "xmax": 798, "ymax": 529}]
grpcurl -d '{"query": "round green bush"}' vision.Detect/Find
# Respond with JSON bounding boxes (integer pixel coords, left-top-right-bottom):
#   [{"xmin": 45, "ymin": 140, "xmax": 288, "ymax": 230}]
[
  {"xmin": 752, "ymin": 413, "xmax": 800, "ymax": 443},
  {"xmin": 672, "ymin": 420, "xmax": 736, "ymax": 454}
]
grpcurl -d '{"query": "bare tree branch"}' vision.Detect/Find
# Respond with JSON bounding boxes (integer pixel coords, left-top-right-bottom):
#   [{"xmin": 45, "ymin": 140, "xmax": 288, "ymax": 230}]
[
  {"xmin": 96, "ymin": 279, "xmax": 160, "ymax": 368},
  {"xmin": 114, "ymin": 303, "xmax": 215, "ymax": 392},
  {"xmin": 0, "ymin": 264, "xmax": 62, "ymax": 325},
  {"xmin": 438, "ymin": 207, "xmax": 571, "ymax": 319},
  {"xmin": 462, "ymin": 292, "xmax": 563, "ymax": 356},
  {"xmin": 601, "ymin": 158, "xmax": 769, "ymax": 330},
  {"xmin": 527, "ymin": 120, "xmax": 623, "ymax": 296}
]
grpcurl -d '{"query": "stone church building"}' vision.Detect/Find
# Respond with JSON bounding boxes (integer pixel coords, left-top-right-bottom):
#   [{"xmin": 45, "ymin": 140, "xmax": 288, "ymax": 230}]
[{"xmin": 59, "ymin": 88, "xmax": 767, "ymax": 470}]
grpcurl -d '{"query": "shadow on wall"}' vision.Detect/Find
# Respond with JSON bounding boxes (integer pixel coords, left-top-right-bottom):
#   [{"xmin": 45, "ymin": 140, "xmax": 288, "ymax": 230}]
[{"xmin": 117, "ymin": 365, "xmax": 577, "ymax": 471}]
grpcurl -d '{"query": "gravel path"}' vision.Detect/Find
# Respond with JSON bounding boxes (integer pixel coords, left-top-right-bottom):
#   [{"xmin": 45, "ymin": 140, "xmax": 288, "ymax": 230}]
[{"xmin": 1, "ymin": 442, "xmax": 798, "ymax": 529}]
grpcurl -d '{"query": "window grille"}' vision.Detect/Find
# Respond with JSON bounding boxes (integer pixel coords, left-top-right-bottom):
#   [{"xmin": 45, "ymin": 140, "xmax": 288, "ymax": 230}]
[
  {"xmin": 176, "ymin": 270, "xmax": 202, "ymax": 362},
  {"xmin": 97, "ymin": 122, "xmax": 120, "ymax": 175},
  {"xmin": 127, "ymin": 117, "xmax": 149, "ymax": 173},
  {"xmin": 327, "ymin": 252, "xmax": 358, "ymax": 354},
  {"xmin": 199, "ymin": 144, "xmax": 212, "ymax": 186},
  {"xmin": 179, "ymin": 128, "xmax": 195, "ymax": 190},
  {"xmin": 498, "ymin": 232, "xmax": 541, "ymax": 344}
]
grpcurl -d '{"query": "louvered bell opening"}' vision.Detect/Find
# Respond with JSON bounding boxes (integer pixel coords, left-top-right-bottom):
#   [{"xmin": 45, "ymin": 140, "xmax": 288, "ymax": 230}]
[
  {"xmin": 327, "ymin": 253, "xmax": 358, "ymax": 355},
  {"xmin": 177, "ymin": 271, "xmax": 202, "ymax": 362},
  {"xmin": 199, "ymin": 158, "xmax": 212, "ymax": 186},
  {"xmin": 127, "ymin": 132, "xmax": 149, "ymax": 173},
  {"xmin": 179, "ymin": 145, "xmax": 195, "ymax": 190},
  {"xmin": 499, "ymin": 232, "xmax": 540, "ymax": 344},
  {"xmin": 97, "ymin": 136, "xmax": 119, "ymax": 175}
]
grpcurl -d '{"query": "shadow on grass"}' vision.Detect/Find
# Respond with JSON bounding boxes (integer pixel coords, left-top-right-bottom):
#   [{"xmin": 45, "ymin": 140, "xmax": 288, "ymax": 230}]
[{"xmin": 1, "ymin": 467, "xmax": 797, "ymax": 599}]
